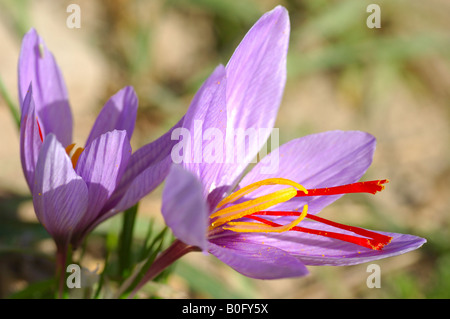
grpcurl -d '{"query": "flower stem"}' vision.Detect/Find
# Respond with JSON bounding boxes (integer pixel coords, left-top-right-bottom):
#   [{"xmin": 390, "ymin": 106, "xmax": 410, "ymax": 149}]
[
  {"xmin": 127, "ymin": 239, "xmax": 200, "ymax": 299},
  {"xmin": 55, "ymin": 246, "xmax": 67, "ymax": 299},
  {"xmin": 55, "ymin": 244, "xmax": 73, "ymax": 298}
]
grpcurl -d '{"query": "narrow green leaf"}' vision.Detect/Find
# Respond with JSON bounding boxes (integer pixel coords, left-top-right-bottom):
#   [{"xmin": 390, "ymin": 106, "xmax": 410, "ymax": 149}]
[
  {"xmin": 118, "ymin": 204, "xmax": 139, "ymax": 277},
  {"xmin": 93, "ymin": 249, "xmax": 110, "ymax": 299},
  {"xmin": 0, "ymin": 75, "xmax": 20, "ymax": 129},
  {"xmin": 118, "ymin": 226, "xmax": 169, "ymax": 298},
  {"xmin": 138, "ymin": 218, "xmax": 154, "ymax": 260}
]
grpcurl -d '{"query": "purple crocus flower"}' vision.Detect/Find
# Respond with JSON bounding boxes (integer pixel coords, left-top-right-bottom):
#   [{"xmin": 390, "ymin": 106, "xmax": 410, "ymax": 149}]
[
  {"xmin": 18, "ymin": 29, "xmax": 181, "ymax": 254},
  {"xmin": 129, "ymin": 6, "xmax": 425, "ymax": 290}
]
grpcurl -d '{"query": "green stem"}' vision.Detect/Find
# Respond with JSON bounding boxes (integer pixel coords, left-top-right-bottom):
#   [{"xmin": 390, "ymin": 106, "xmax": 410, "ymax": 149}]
[
  {"xmin": 118, "ymin": 204, "xmax": 138, "ymax": 277},
  {"xmin": 0, "ymin": 75, "xmax": 20, "ymax": 129}
]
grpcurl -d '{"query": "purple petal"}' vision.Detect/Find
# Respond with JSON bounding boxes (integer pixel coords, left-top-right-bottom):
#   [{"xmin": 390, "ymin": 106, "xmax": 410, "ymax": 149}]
[
  {"xmin": 105, "ymin": 117, "xmax": 184, "ymax": 215},
  {"xmin": 181, "ymin": 65, "xmax": 226, "ymax": 135},
  {"xmin": 32, "ymin": 134, "xmax": 88, "ymax": 248},
  {"xmin": 18, "ymin": 28, "xmax": 73, "ymax": 147},
  {"xmin": 233, "ymin": 222, "xmax": 426, "ymax": 266},
  {"xmin": 296, "ymin": 232, "xmax": 427, "ymax": 266},
  {"xmin": 239, "ymin": 130, "xmax": 376, "ymax": 214},
  {"xmin": 180, "ymin": 65, "xmax": 228, "ymax": 199},
  {"xmin": 221, "ymin": 5, "xmax": 290, "ymax": 182},
  {"xmin": 161, "ymin": 165, "xmax": 208, "ymax": 251},
  {"xmin": 85, "ymin": 86, "xmax": 138, "ymax": 147},
  {"xmin": 108, "ymin": 66, "xmax": 226, "ymax": 214},
  {"xmin": 207, "ymin": 238, "xmax": 309, "ymax": 279},
  {"xmin": 19, "ymin": 85, "xmax": 42, "ymax": 190},
  {"xmin": 74, "ymin": 130, "xmax": 131, "ymax": 232}
]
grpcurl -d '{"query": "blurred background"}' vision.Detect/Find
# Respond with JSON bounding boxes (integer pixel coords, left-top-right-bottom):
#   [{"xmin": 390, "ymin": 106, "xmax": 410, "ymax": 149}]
[{"xmin": 0, "ymin": 0, "xmax": 449, "ymax": 298}]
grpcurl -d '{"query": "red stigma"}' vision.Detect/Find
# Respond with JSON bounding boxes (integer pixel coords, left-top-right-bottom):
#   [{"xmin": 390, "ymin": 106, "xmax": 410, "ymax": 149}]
[
  {"xmin": 36, "ymin": 117, "xmax": 43, "ymax": 142},
  {"xmin": 296, "ymin": 180, "xmax": 388, "ymax": 197},
  {"xmin": 240, "ymin": 180, "xmax": 392, "ymax": 251},
  {"xmin": 247, "ymin": 212, "xmax": 392, "ymax": 251}
]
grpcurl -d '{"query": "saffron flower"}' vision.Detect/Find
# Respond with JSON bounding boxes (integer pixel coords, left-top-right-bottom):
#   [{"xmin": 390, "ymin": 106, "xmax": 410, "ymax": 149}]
[
  {"xmin": 18, "ymin": 29, "xmax": 179, "ymax": 255},
  {"xmin": 129, "ymin": 6, "xmax": 425, "ymax": 291}
]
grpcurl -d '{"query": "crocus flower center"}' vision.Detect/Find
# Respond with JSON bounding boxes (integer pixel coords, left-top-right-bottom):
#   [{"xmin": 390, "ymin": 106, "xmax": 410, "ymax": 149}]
[
  {"xmin": 36, "ymin": 117, "xmax": 84, "ymax": 169},
  {"xmin": 210, "ymin": 178, "xmax": 309, "ymax": 231},
  {"xmin": 209, "ymin": 178, "xmax": 392, "ymax": 251}
]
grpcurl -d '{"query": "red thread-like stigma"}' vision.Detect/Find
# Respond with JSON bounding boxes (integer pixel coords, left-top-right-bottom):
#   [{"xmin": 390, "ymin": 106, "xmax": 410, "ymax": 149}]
[{"xmin": 36, "ymin": 117, "xmax": 43, "ymax": 142}]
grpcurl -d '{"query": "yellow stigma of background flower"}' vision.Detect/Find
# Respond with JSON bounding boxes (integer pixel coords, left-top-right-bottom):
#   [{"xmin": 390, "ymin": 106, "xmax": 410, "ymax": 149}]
[
  {"xmin": 209, "ymin": 178, "xmax": 308, "ymax": 231},
  {"xmin": 65, "ymin": 143, "xmax": 84, "ymax": 169}
]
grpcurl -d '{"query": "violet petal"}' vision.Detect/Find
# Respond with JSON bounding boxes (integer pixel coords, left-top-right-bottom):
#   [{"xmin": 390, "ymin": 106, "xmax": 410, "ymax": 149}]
[
  {"xmin": 162, "ymin": 165, "xmax": 208, "ymax": 251},
  {"xmin": 220, "ymin": 6, "xmax": 290, "ymax": 186},
  {"xmin": 19, "ymin": 85, "xmax": 42, "ymax": 190},
  {"xmin": 85, "ymin": 86, "xmax": 138, "ymax": 146},
  {"xmin": 229, "ymin": 222, "xmax": 426, "ymax": 266},
  {"xmin": 110, "ymin": 65, "xmax": 226, "ymax": 214},
  {"xmin": 239, "ymin": 130, "xmax": 376, "ymax": 214},
  {"xmin": 180, "ymin": 65, "xmax": 228, "ymax": 200},
  {"xmin": 32, "ymin": 134, "xmax": 88, "ymax": 247},
  {"xmin": 106, "ymin": 118, "xmax": 183, "ymax": 215},
  {"xmin": 18, "ymin": 28, "xmax": 73, "ymax": 147},
  {"xmin": 207, "ymin": 238, "xmax": 309, "ymax": 279},
  {"xmin": 74, "ymin": 130, "xmax": 131, "ymax": 232}
]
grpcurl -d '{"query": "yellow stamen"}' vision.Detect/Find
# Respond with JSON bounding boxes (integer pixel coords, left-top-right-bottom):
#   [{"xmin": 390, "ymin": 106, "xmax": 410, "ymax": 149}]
[
  {"xmin": 65, "ymin": 143, "xmax": 76, "ymax": 155},
  {"xmin": 210, "ymin": 188, "xmax": 296, "ymax": 229},
  {"xmin": 209, "ymin": 178, "xmax": 309, "ymax": 230},
  {"xmin": 71, "ymin": 147, "xmax": 84, "ymax": 169},
  {"xmin": 216, "ymin": 178, "xmax": 308, "ymax": 209},
  {"xmin": 223, "ymin": 205, "xmax": 308, "ymax": 233},
  {"xmin": 65, "ymin": 143, "xmax": 84, "ymax": 169}
]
